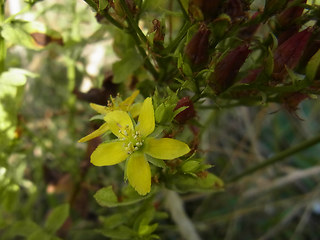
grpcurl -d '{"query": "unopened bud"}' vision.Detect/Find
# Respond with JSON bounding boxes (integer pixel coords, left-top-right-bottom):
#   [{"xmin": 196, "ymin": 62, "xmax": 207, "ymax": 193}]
[
  {"xmin": 241, "ymin": 68, "xmax": 263, "ymax": 84},
  {"xmin": 238, "ymin": 11, "xmax": 261, "ymax": 40},
  {"xmin": 277, "ymin": 0, "xmax": 306, "ymax": 27},
  {"xmin": 185, "ymin": 25, "xmax": 210, "ymax": 67},
  {"xmin": 209, "ymin": 44, "xmax": 251, "ymax": 94},
  {"xmin": 174, "ymin": 97, "xmax": 196, "ymax": 124},
  {"xmin": 224, "ymin": 0, "xmax": 247, "ymax": 22},
  {"xmin": 273, "ymin": 28, "xmax": 312, "ymax": 81},
  {"xmin": 264, "ymin": 0, "xmax": 289, "ymax": 16},
  {"xmin": 189, "ymin": 0, "xmax": 222, "ymax": 21}
]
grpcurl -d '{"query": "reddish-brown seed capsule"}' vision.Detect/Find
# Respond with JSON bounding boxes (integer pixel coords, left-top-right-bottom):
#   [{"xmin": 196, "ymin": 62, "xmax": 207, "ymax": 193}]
[{"xmin": 174, "ymin": 97, "xmax": 196, "ymax": 124}]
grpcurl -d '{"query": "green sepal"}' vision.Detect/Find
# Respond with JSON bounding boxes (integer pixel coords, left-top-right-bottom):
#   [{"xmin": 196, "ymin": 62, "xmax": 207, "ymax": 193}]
[{"xmin": 94, "ymin": 185, "xmax": 153, "ymax": 207}]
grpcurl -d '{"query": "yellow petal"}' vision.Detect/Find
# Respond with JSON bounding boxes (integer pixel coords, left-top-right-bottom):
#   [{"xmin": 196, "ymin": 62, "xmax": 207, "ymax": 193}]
[
  {"xmin": 104, "ymin": 110, "xmax": 134, "ymax": 138},
  {"xmin": 126, "ymin": 153, "xmax": 151, "ymax": 195},
  {"xmin": 129, "ymin": 102, "xmax": 142, "ymax": 118},
  {"xmin": 90, "ymin": 103, "xmax": 111, "ymax": 114},
  {"xmin": 78, "ymin": 123, "xmax": 109, "ymax": 143},
  {"xmin": 91, "ymin": 141, "xmax": 128, "ymax": 166},
  {"xmin": 144, "ymin": 138, "xmax": 190, "ymax": 160},
  {"xmin": 120, "ymin": 90, "xmax": 140, "ymax": 110},
  {"xmin": 136, "ymin": 98, "xmax": 155, "ymax": 137}
]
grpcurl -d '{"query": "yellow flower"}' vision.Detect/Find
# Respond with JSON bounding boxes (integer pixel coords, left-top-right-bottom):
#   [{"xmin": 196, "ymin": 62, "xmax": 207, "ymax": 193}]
[
  {"xmin": 90, "ymin": 98, "xmax": 190, "ymax": 195},
  {"xmin": 78, "ymin": 90, "xmax": 141, "ymax": 143}
]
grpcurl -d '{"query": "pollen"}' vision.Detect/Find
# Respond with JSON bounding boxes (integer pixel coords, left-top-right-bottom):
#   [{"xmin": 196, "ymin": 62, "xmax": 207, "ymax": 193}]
[{"xmin": 122, "ymin": 130, "xmax": 144, "ymax": 155}]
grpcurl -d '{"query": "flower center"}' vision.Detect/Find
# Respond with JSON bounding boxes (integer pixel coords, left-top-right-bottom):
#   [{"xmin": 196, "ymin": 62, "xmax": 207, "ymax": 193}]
[{"xmin": 119, "ymin": 129, "xmax": 144, "ymax": 155}]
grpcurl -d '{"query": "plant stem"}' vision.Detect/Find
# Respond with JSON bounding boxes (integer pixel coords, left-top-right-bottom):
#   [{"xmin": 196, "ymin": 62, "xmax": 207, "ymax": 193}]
[
  {"xmin": 165, "ymin": 21, "xmax": 192, "ymax": 54},
  {"xmin": 165, "ymin": 190, "xmax": 202, "ymax": 240},
  {"xmin": 119, "ymin": 0, "xmax": 158, "ymax": 79},
  {"xmin": 228, "ymin": 133, "xmax": 320, "ymax": 182},
  {"xmin": 119, "ymin": 0, "xmax": 147, "ymax": 43},
  {"xmin": 177, "ymin": 0, "xmax": 189, "ymax": 21},
  {"xmin": 0, "ymin": 0, "xmax": 6, "ymax": 73},
  {"xmin": 101, "ymin": 9, "xmax": 125, "ymax": 30},
  {"xmin": 83, "ymin": 0, "xmax": 124, "ymax": 30}
]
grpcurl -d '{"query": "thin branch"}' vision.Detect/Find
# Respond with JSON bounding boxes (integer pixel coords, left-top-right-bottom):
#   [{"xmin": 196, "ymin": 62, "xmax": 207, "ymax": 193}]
[
  {"xmin": 119, "ymin": 0, "xmax": 158, "ymax": 79},
  {"xmin": 165, "ymin": 21, "xmax": 192, "ymax": 54},
  {"xmin": 228, "ymin": 133, "xmax": 320, "ymax": 182},
  {"xmin": 165, "ymin": 190, "xmax": 202, "ymax": 240},
  {"xmin": 242, "ymin": 165, "xmax": 320, "ymax": 199},
  {"xmin": 0, "ymin": 0, "xmax": 6, "ymax": 73},
  {"xmin": 177, "ymin": 0, "xmax": 190, "ymax": 21}
]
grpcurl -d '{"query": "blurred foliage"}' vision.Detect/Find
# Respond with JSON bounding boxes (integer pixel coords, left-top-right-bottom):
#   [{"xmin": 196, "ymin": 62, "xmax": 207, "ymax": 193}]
[{"xmin": 0, "ymin": 0, "xmax": 320, "ymax": 239}]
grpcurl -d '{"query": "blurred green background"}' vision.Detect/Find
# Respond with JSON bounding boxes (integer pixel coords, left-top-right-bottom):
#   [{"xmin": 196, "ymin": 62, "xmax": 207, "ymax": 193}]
[{"xmin": 1, "ymin": 0, "xmax": 320, "ymax": 239}]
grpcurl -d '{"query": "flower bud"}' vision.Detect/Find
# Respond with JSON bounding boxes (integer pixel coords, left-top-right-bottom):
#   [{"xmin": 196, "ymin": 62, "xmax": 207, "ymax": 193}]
[
  {"xmin": 224, "ymin": 0, "xmax": 247, "ymax": 22},
  {"xmin": 264, "ymin": 0, "xmax": 288, "ymax": 16},
  {"xmin": 273, "ymin": 28, "xmax": 312, "ymax": 81},
  {"xmin": 174, "ymin": 97, "xmax": 196, "ymax": 124},
  {"xmin": 299, "ymin": 31, "xmax": 320, "ymax": 67},
  {"xmin": 209, "ymin": 44, "xmax": 250, "ymax": 94},
  {"xmin": 185, "ymin": 25, "xmax": 210, "ymax": 67},
  {"xmin": 238, "ymin": 11, "xmax": 261, "ymax": 40},
  {"xmin": 277, "ymin": 0, "xmax": 306, "ymax": 27},
  {"xmin": 241, "ymin": 68, "xmax": 263, "ymax": 84},
  {"xmin": 277, "ymin": 26, "xmax": 299, "ymax": 45},
  {"xmin": 189, "ymin": 0, "xmax": 222, "ymax": 21}
]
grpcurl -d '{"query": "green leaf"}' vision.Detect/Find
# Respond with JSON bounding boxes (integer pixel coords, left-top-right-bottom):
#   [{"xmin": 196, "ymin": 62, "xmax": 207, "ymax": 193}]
[
  {"xmin": 154, "ymin": 103, "xmax": 176, "ymax": 124},
  {"xmin": 181, "ymin": 160, "xmax": 201, "ymax": 173},
  {"xmin": 208, "ymin": 14, "xmax": 231, "ymax": 39},
  {"xmin": 3, "ymin": 219, "xmax": 41, "ymax": 238},
  {"xmin": 265, "ymin": 47, "xmax": 274, "ymax": 75},
  {"xmin": 0, "ymin": 69, "xmax": 30, "ymax": 151},
  {"xmin": 98, "ymin": 226, "xmax": 136, "ymax": 239},
  {"xmin": 44, "ymin": 203, "xmax": 70, "ymax": 234},
  {"xmin": 99, "ymin": 0, "xmax": 108, "ymax": 11},
  {"xmin": 306, "ymin": 49, "xmax": 320, "ymax": 81},
  {"xmin": 167, "ymin": 173, "xmax": 224, "ymax": 193},
  {"xmin": 112, "ymin": 49, "xmax": 143, "ymax": 83},
  {"xmin": 1, "ymin": 20, "xmax": 62, "ymax": 50},
  {"xmin": 89, "ymin": 114, "xmax": 105, "ymax": 121},
  {"xmin": 139, "ymin": 223, "xmax": 158, "ymax": 236},
  {"xmin": 0, "ymin": 68, "xmax": 32, "ymax": 86},
  {"xmin": 146, "ymin": 154, "xmax": 166, "ymax": 168},
  {"xmin": 27, "ymin": 229, "xmax": 56, "ymax": 240},
  {"xmin": 94, "ymin": 186, "xmax": 152, "ymax": 207},
  {"xmin": 100, "ymin": 213, "xmax": 128, "ymax": 229}
]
